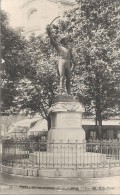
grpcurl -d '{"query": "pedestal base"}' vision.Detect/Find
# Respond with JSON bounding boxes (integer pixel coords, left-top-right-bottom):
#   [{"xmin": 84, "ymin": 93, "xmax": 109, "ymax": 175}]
[
  {"xmin": 29, "ymin": 151, "xmax": 107, "ymax": 168},
  {"xmin": 48, "ymin": 128, "xmax": 85, "ymax": 143},
  {"xmin": 48, "ymin": 95, "xmax": 85, "ymax": 143}
]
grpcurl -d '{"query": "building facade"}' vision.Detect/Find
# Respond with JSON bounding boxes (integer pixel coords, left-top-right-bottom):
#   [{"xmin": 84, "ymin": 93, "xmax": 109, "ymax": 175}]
[{"xmin": 2, "ymin": 0, "xmax": 75, "ymax": 38}]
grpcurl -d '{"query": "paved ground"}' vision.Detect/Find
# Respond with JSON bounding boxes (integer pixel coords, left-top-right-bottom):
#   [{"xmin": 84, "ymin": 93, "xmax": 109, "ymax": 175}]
[
  {"xmin": 0, "ymin": 186, "xmax": 115, "ymax": 195},
  {"xmin": 0, "ymin": 171, "xmax": 120, "ymax": 194},
  {"xmin": 0, "ymin": 185, "xmax": 118, "ymax": 195}
]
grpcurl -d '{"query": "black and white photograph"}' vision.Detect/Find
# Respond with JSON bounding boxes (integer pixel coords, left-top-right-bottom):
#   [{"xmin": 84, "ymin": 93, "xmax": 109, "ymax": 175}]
[{"xmin": 0, "ymin": 0, "xmax": 120, "ymax": 194}]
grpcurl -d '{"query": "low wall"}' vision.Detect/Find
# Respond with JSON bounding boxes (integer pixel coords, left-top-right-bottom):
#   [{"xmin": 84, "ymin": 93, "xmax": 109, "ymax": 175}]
[
  {"xmin": 2, "ymin": 139, "xmax": 120, "ymax": 178},
  {"xmin": 1, "ymin": 165, "xmax": 120, "ymax": 178}
]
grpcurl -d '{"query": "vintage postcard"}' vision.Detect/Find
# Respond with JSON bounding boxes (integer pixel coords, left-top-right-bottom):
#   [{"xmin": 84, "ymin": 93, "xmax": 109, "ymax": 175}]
[{"xmin": 1, "ymin": 0, "xmax": 120, "ymax": 194}]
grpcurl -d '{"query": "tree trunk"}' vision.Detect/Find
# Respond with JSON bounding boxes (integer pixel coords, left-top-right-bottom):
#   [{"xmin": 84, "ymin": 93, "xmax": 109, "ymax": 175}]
[
  {"xmin": 95, "ymin": 73, "xmax": 103, "ymax": 140},
  {"xmin": 47, "ymin": 114, "xmax": 51, "ymax": 131},
  {"xmin": 96, "ymin": 103, "xmax": 103, "ymax": 140},
  {"xmin": 97, "ymin": 119, "xmax": 103, "ymax": 140}
]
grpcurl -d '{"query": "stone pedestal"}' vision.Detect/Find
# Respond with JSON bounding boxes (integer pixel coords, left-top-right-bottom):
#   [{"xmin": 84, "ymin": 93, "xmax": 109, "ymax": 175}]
[
  {"xmin": 29, "ymin": 95, "xmax": 107, "ymax": 171},
  {"xmin": 47, "ymin": 95, "xmax": 85, "ymax": 143}
]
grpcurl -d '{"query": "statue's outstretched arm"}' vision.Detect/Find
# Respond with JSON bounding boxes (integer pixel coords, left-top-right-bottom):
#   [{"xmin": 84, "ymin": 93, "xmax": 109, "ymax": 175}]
[{"xmin": 46, "ymin": 25, "xmax": 59, "ymax": 53}]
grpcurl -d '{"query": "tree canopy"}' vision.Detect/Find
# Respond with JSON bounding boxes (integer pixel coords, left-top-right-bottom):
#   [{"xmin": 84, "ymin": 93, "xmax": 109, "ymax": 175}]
[
  {"xmin": 1, "ymin": 10, "xmax": 28, "ymax": 113},
  {"xmin": 12, "ymin": 34, "xmax": 59, "ymax": 129},
  {"xmin": 59, "ymin": 0, "xmax": 120, "ymax": 138},
  {"xmin": 1, "ymin": 1, "xmax": 120, "ymax": 135},
  {"xmin": 56, "ymin": 0, "xmax": 120, "ymax": 124}
]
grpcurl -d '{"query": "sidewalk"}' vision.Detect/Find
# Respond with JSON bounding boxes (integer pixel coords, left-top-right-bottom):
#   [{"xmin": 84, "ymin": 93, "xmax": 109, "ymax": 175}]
[{"xmin": 0, "ymin": 171, "xmax": 120, "ymax": 194}]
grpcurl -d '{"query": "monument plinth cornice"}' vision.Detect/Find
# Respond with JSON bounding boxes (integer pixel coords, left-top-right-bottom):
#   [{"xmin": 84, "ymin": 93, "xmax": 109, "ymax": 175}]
[{"xmin": 48, "ymin": 102, "xmax": 85, "ymax": 113}]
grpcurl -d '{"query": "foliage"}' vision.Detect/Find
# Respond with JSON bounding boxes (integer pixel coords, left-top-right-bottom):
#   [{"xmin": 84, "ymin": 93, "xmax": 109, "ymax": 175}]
[
  {"xmin": 12, "ymin": 35, "xmax": 59, "ymax": 129},
  {"xmin": 38, "ymin": 0, "xmax": 119, "ymax": 138},
  {"xmin": 29, "ymin": 133, "xmax": 47, "ymax": 142},
  {"xmin": 1, "ymin": 10, "xmax": 28, "ymax": 112},
  {"xmin": 2, "ymin": 1, "xmax": 120, "ymax": 135},
  {"xmin": 1, "ymin": 115, "xmax": 24, "ymax": 132},
  {"xmin": 54, "ymin": 0, "xmax": 120, "ymax": 129}
]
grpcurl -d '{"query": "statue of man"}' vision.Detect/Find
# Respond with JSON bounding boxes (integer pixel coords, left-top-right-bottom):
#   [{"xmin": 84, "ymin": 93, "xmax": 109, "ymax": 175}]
[{"xmin": 46, "ymin": 25, "xmax": 75, "ymax": 95}]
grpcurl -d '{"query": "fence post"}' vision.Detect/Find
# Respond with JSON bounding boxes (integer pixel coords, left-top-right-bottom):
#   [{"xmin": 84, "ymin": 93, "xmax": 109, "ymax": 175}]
[
  {"xmin": 38, "ymin": 139, "xmax": 40, "ymax": 170},
  {"xmin": 75, "ymin": 140, "xmax": 78, "ymax": 170}
]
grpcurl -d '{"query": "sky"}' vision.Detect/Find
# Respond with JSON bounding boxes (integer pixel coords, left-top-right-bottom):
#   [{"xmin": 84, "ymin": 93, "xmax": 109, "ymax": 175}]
[
  {"xmin": 1, "ymin": 0, "xmax": 63, "ymax": 37},
  {"xmin": 1, "ymin": 0, "xmax": 61, "ymax": 29},
  {"xmin": 1, "ymin": 0, "xmax": 75, "ymax": 37},
  {"xmin": 1, "ymin": 0, "xmax": 25, "ymax": 27}
]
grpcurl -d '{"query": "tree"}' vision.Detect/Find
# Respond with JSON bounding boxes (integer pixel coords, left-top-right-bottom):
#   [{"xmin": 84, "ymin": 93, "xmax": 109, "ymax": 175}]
[
  {"xmin": 8, "ymin": 0, "xmax": 120, "ymax": 135},
  {"xmin": 13, "ymin": 35, "xmax": 59, "ymax": 129},
  {"xmin": 1, "ymin": 10, "xmax": 28, "ymax": 113},
  {"xmin": 1, "ymin": 115, "xmax": 24, "ymax": 132},
  {"xmin": 54, "ymin": 0, "xmax": 120, "ymax": 138}
]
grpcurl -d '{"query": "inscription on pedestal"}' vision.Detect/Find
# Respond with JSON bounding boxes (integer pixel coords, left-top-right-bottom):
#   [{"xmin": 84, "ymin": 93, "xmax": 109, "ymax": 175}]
[
  {"xmin": 48, "ymin": 96, "xmax": 85, "ymax": 142},
  {"xmin": 58, "ymin": 113, "xmax": 81, "ymax": 128}
]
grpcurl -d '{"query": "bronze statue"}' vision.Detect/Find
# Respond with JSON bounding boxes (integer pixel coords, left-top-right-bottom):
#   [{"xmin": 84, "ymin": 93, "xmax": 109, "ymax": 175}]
[{"xmin": 46, "ymin": 25, "xmax": 75, "ymax": 95}]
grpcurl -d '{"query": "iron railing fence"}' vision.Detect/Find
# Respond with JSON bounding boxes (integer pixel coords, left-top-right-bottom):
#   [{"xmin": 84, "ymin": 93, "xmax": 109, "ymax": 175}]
[{"xmin": 2, "ymin": 139, "xmax": 120, "ymax": 170}]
